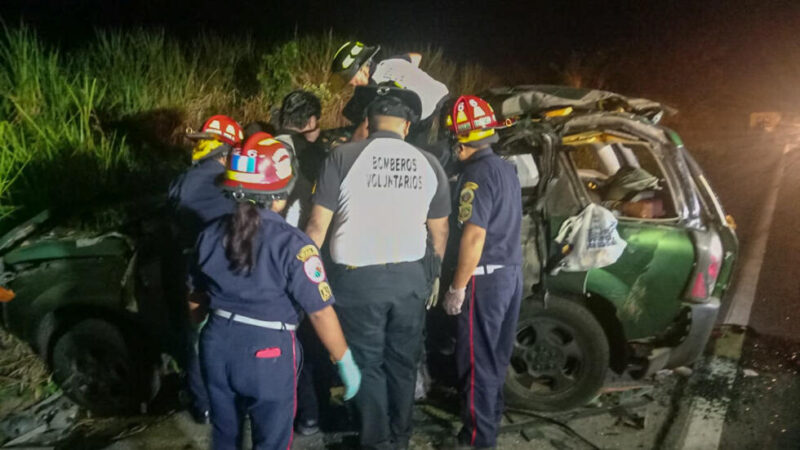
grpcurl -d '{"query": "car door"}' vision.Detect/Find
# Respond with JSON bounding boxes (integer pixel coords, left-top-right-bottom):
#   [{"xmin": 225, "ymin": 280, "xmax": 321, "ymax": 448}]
[{"xmin": 542, "ymin": 136, "xmax": 696, "ymax": 340}]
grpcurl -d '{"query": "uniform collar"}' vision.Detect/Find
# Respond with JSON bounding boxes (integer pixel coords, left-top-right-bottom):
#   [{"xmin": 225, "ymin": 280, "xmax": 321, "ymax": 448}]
[
  {"xmin": 257, "ymin": 207, "xmax": 285, "ymax": 223},
  {"xmin": 466, "ymin": 146, "xmax": 495, "ymax": 164},
  {"xmin": 369, "ymin": 130, "xmax": 405, "ymax": 140}
]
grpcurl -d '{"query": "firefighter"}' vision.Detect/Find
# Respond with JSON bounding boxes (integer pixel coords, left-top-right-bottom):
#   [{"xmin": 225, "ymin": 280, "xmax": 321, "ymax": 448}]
[
  {"xmin": 192, "ymin": 132, "xmax": 361, "ymax": 449},
  {"xmin": 167, "ymin": 114, "xmax": 243, "ymax": 423},
  {"xmin": 331, "ymin": 41, "xmax": 450, "ymax": 147},
  {"xmin": 305, "ymin": 87, "xmax": 451, "ymax": 449},
  {"xmin": 442, "ymin": 96, "xmax": 523, "ymax": 449}
]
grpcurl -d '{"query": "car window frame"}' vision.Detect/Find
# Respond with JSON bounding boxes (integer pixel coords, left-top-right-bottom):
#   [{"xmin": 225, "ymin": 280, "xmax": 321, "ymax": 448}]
[{"xmin": 562, "ymin": 141, "xmax": 684, "ymax": 224}]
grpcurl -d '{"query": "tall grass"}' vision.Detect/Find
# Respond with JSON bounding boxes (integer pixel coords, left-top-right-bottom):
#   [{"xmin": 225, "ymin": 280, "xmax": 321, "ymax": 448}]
[{"xmin": 0, "ymin": 25, "xmax": 493, "ymax": 230}]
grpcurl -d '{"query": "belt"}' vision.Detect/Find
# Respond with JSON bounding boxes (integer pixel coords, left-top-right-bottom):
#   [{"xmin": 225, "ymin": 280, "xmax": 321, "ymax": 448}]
[
  {"xmin": 473, "ymin": 264, "xmax": 505, "ymax": 276},
  {"xmin": 213, "ymin": 309, "xmax": 297, "ymax": 331}
]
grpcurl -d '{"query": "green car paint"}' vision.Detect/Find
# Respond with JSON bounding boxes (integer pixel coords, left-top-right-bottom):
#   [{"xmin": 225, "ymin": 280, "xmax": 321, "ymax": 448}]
[
  {"xmin": 545, "ymin": 223, "xmax": 695, "ymax": 339},
  {"xmin": 582, "ymin": 224, "xmax": 694, "ymax": 339},
  {"xmin": 3, "ymin": 236, "xmax": 130, "ymax": 265}
]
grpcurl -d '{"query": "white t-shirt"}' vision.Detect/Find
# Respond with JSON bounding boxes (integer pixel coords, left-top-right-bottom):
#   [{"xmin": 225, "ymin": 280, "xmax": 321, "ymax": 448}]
[
  {"xmin": 313, "ymin": 131, "xmax": 451, "ymax": 266},
  {"xmin": 372, "ymin": 58, "xmax": 449, "ymax": 121}
]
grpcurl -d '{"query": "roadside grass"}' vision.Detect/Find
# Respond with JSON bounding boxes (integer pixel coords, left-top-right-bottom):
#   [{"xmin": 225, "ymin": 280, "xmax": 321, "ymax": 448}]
[
  {"xmin": 0, "ymin": 25, "xmax": 493, "ymax": 231},
  {"xmin": 0, "ymin": 328, "xmax": 57, "ymax": 420}
]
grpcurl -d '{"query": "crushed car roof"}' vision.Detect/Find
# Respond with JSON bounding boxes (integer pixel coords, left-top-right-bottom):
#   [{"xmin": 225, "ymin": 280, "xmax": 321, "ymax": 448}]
[{"xmin": 484, "ymin": 85, "xmax": 675, "ymax": 121}]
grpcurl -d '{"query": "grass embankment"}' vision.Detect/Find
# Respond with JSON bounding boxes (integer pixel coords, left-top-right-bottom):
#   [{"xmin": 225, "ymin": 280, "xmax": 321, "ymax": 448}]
[{"xmin": 0, "ymin": 25, "xmax": 494, "ymax": 231}]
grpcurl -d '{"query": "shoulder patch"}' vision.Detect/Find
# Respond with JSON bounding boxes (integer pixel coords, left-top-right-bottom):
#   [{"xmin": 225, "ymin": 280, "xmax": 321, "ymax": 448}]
[
  {"xmin": 458, "ymin": 180, "xmax": 478, "ymax": 224},
  {"xmin": 460, "ymin": 187, "xmax": 475, "ymax": 204},
  {"xmin": 318, "ymin": 282, "xmax": 332, "ymax": 302},
  {"xmin": 458, "ymin": 204, "xmax": 473, "ymax": 222},
  {"xmin": 303, "ymin": 256, "xmax": 326, "ymax": 284},
  {"xmin": 296, "ymin": 244, "xmax": 319, "ymax": 262}
]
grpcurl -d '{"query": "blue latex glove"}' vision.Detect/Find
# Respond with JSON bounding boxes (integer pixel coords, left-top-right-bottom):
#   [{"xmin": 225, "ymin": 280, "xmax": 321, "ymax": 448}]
[{"xmin": 336, "ymin": 349, "xmax": 361, "ymax": 401}]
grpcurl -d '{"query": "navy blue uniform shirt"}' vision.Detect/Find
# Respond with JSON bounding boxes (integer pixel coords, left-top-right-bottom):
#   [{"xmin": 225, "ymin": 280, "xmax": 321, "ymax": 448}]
[
  {"xmin": 168, "ymin": 158, "xmax": 235, "ymax": 246},
  {"xmin": 193, "ymin": 208, "xmax": 334, "ymax": 324},
  {"xmin": 456, "ymin": 146, "xmax": 523, "ymax": 266}
]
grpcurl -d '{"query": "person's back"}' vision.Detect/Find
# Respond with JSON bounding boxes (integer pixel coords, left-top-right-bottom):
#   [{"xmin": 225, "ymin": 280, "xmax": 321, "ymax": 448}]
[
  {"xmin": 315, "ymin": 131, "xmax": 448, "ymax": 266},
  {"xmin": 305, "ymin": 89, "xmax": 450, "ymax": 449}
]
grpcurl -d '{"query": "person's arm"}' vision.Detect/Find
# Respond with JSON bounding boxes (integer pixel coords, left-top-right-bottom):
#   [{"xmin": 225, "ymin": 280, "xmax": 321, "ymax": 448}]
[
  {"xmin": 451, "ymin": 223, "xmax": 486, "ymax": 289},
  {"xmin": 305, "ymin": 204, "xmax": 334, "ymax": 248},
  {"xmin": 187, "ymin": 291, "xmax": 209, "ymax": 325},
  {"xmin": 308, "ymin": 305, "xmax": 347, "ymax": 360},
  {"xmin": 308, "ymin": 150, "xmax": 343, "ymax": 246},
  {"xmin": 287, "ymin": 238, "xmax": 361, "ymax": 399},
  {"xmin": 426, "ymin": 217, "xmax": 449, "ymax": 260}
]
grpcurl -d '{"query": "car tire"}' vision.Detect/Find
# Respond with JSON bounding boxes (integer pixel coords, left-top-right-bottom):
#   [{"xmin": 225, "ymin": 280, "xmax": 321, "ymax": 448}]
[
  {"xmin": 51, "ymin": 318, "xmax": 158, "ymax": 415},
  {"xmin": 504, "ymin": 296, "xmax": 610, "ymax": 412}
]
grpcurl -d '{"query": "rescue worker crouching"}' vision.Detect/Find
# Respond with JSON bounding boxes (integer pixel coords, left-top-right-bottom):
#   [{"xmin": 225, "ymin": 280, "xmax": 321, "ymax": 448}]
[
  {"xmin": 442, "ymin": 96, "xmax": 523, "ymax": 449},
  {"xmin": 331, "ymin": 41, "xmax": 450, "ymax": 148},
  {"xmin": 192, "ymin": 132, "xmax": 361, "ymax": 450},
  {"xmin": 305, "ymin": 86, "xmax": 451, "ymax": 450},
  {"xmin": 167, "ymin": 114, "xmax": 244, "ymax": 424}
]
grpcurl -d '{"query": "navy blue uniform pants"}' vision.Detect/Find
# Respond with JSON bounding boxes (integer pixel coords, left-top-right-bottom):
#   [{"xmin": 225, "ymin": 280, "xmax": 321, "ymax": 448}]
[
  {"xmin": 331, "ymin": 261, "xmax": 428, "ymax": 450},
  {"xmin": 200, "ymin": 314, "xmax": 299, "ymax": 450},
  {"xmin": 456, "ymin": 265, "xmax": 522, "ymax": 448}
]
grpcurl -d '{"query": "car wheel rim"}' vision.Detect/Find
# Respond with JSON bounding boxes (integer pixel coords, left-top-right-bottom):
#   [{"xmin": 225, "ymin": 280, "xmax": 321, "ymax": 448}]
[{"xmin": 510, "ymin": 318, "xmax": 585, "ymax": 395}]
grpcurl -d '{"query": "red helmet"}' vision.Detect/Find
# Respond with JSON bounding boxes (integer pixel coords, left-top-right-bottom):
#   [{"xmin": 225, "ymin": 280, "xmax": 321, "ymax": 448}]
[
  {"xmin": 187, "ymin": 115, "xmax": 244, "ymax": 147},
  {"xmin": 221, "ymin": 132, "xmax": 295, "ymax": 197},
  {"xmin": 446, "ymin": 95, "xmax": 499, "ymax": 144}
]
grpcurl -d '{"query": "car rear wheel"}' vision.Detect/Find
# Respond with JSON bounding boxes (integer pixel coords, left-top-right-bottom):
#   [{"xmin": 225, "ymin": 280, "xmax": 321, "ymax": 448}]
[
  {"xmin": 52, "ymin": 318, "xmax": 158, "ymax": 415},
  {"xmin": 505, "ymin": 297, "xmax": 609, "ymax": 411}
]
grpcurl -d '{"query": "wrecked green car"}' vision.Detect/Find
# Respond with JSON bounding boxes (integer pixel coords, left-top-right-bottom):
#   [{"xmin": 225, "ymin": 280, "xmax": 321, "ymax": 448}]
[
  {"xmin": 0, "ymin": 86, "xmax": 737, "ymax": 415},
  {"xmin": 0, "ymin": 200, "xmax": 172, "ymax": 415},
  {"xmin": 482, "ymin": 85, "xmax": 738, "ymax": 410}
]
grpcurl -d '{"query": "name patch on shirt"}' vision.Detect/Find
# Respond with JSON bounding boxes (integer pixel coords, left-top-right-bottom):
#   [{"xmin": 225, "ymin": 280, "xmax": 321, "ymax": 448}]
[
  {"xmin": 296, "ymin": 245, "xmax": 319, "ymax": 262},
  {"xmin": 366, "ymin": 156, "xmax": 424, "ymax": 190}
]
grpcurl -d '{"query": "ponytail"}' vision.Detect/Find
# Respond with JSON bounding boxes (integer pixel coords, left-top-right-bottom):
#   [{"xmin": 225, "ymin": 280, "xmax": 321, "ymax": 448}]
[{"xmin": 224, "ymin": 202, "xmax": 262, "ymax": 275}]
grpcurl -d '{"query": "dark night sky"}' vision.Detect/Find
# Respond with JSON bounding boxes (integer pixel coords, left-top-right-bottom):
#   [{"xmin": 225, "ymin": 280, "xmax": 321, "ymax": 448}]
[
  {"xmin": 2, "ymin": 0, "xmax": 794, "ymax": 59},
  {"xmin": 3, "ymin": 0, "xmax": 800, "ymax": 108}
]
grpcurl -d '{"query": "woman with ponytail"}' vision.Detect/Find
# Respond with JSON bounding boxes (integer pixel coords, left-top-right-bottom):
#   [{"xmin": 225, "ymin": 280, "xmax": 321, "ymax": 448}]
[{"xmin": 192, "ymin": 132, "xmax": 360, "ymax": 450}]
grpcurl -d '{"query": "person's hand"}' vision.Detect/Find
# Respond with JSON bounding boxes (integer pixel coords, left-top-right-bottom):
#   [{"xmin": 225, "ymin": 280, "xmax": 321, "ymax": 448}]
[
  {"xmin": 336, "ymin": 349, "xmax": 362, "ymax": 401},
  {"xmin": 426, "ymin": 277, "xmax": 440, "ymax": 310},
  {"xmin": 443, "ymin": 285, "xmax": 466, "ymax": 315}
]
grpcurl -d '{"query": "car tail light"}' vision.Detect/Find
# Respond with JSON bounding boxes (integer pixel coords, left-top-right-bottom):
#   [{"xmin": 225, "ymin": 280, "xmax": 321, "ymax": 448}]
[{"xmin": 687, "ymin": 233, "xmax": 723, "ymax": 302}]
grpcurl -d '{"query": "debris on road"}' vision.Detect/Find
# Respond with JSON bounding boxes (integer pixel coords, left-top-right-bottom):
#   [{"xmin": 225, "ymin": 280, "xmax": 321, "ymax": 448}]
[
  {"xmin": 743, "ymin": 368, "xmax": 759, "ymax": 377},
  {"xmin": 0, "ymin": 394, "xmax": 78, "ymax": 447}
]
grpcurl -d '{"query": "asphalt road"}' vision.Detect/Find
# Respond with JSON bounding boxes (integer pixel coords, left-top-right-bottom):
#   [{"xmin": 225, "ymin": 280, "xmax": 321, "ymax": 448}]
[{"xmin": 677, "ymin": 115, "xmax": 800, "ymax": 450}]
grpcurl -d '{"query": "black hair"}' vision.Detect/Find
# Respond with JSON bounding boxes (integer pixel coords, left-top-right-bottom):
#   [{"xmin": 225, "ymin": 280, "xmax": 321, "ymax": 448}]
[
  {"xmin": 223, "ymin": 197, "xmax": 272, "ymax": 275},
  {"xmin": 243, "ymin": 121, "xmax": 275, "ymax": 140},
  {"xmin": 279, "ymin": 90, "xmax": 322, "ymax": 130},
  {"xmin": 366, "ymin": 96, "xmax": 414, "ymax": 133}
]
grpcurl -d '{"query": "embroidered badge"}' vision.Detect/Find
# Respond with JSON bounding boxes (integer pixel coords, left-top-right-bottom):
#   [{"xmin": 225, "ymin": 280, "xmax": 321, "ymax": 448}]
[
  {"xmin": 318, "ymin": 282, "xmax": 332, "ymax": 301},
  {"xmin": 458, "ymin": 181, "xmax": 478, "ymax": 224},
  {"xmin": 303, "ymin": 256, "xmax": 326, "ymax": 284},
  {"xmin": 458, "ymin": 204, "xmax": 473, "ymax": 222},
  {"xmin": 460, "ymin": 188, "xmax": 475, "ymax": 204},
  {"xmin": 296, "ymin": 244, "xmax": 319, "ymax": 262}
]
